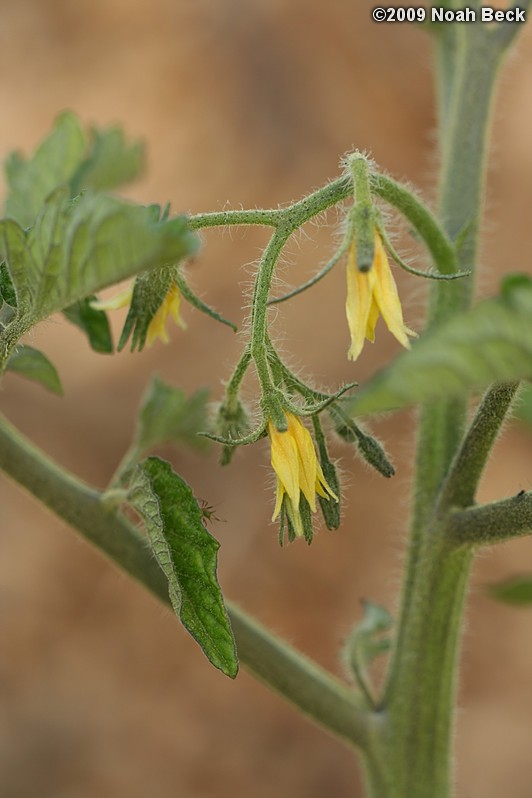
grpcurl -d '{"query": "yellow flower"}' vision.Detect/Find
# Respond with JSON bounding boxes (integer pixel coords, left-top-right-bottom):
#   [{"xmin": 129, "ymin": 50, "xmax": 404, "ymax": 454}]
[
  {"xmin": 145, "ymin": 282, "xmax": 186, "ymax": 346},
  {"xmin": 91, "ymin": 281, "xmax": 186, "ymax": 347},
  {"xmin": 345, "ymin": 231, "xmax": 415, "ymax": 361},
  {"xmin": 268, "ymin": 412, "xmax": 337, "ymax": 538}
]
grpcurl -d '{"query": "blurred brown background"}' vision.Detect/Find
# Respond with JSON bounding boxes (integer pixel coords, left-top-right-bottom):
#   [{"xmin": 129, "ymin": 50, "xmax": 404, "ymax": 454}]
[{"xmin": 1, "ymin": 1, "xmax": 532, "ymax": 796}]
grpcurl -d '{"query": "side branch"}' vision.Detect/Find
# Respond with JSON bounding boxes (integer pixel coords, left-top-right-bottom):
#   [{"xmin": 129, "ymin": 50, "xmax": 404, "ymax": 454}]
[
  {"xmin": 449, "ymin": 492, "xmax": 532, "ymax": 547},
  {"xmin": 188, "ymin": 208, "xmax": 280, "ymax": 229},
  {"xmin": 438, "ymin": 382, "xmax": 520, "ymax": 511},
  {"xmin": 0, "ymin": 413, "xmax": 369, "ymax": 750}
]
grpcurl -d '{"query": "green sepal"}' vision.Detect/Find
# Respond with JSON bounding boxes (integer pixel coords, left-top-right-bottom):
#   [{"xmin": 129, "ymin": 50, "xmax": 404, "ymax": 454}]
[
  {"xmin": 311, "ymin": 415, "xmax": 341, "ymax": 530},
  {"xmin": 175, "ymin": 273, "xmax": 237, "ymax": 333},
  {"xmin": 128, "ymin": 456, "xmax": 238, "ymax": 678},
  {"xmin": 118, "ymin": 265, "xmax": 177, "ymax": 352},
  {"xmin": 348, "ymin": 274, "xmax": 532, "ymax": 418},
  {"xmin": 300, "ymin": 495, "xmax": 314, "ymax": 545},
  {"xmin": 214, "ymin": 399, "xmax": 251, "ymax": 465},
  {"xmin": 343, "ymin": 600, "xmax": 394, "ymax": 705},
  {"xmin": 5, "ymin": 345, "xmax": 63, "ymax": 395},
  {"xmin": 135, "ymin": 377, "xmax": 210, "ymax": 453},
  {"xmin": 488, "ymin": 575, "xmax": 532, "ymax": 606},
  {"xmin": 330, "ymin": 405, "xmax": 395, "ymax": 478},
  {"xmin": 278, "ymin": 495, "xmax": 314, "ymax": 546},
  {"xmin": 62, "ymin": 296, "xmax": 113, "ymax": 353}
]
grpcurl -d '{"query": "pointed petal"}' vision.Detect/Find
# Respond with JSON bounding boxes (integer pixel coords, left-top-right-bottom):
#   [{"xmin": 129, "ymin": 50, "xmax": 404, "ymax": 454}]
[
  {"xmin": 371, "ymin": 234, "xmax": 414, "ymax": 349},
  {"xmin": 287, "ymin": 414, "xmax": 318, "ymax": 512},
  {"xmin": 346, "ymin": 241, "xmax": 375, "ymax": 361},
  {"xmin": 315, "ymin": 459, "xmax": 339, "ymax": 502},
  {"xmin": 365, "ymin": 296, "xmax": 380, "ymax": 342},
  {"xmin": 90, "ymin": 284, "xmax": 134, "ymax": 311},
  {"xmin": 271, "ymin": 477, "xmax": 285, "ymax": 521},
  {"xmin": 167, "ymin": 283, "xmax": 187, "ymax": 330},
  {"xmin": 146, "ymin": 303, "xmax": 171, "ymax": 346},
  {"xmin": 268, "ymin": 420, "xmax": 300, "ymax": 512}
]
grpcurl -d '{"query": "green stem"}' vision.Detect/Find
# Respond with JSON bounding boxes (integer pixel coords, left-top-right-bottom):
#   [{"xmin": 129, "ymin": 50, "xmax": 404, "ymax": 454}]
[
  {"xmin": 188, "ymin": 209, "xmax": 280, "ymax": 229},
  {"xmin": 0, "ymin": 411, "xmax": 369, "ymax": 748},
  {"xmin": 370, "ymin": 25, "xmax": 512, "ymax": 798},
  {"xmin": 438, "ymin": 382, "xmax": 520, "ymax": 511},
  {"xmin": 449, "ymin": 492, "xmax": 532, "ymax": 547}
]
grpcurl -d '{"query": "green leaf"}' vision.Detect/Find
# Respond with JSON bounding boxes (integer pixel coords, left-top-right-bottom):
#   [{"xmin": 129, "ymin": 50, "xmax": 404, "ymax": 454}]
[
  {"xmin": 62, "ymin": 296, "xmax": 113, "ymax": 353},
  {"xmin": 5, "ymin": 112, "xmax": 86, "ymax": 227},
  {"xmin": 135, "ymin": 377, "xmax": 210, "ymax": 453},
  {"xmin": 488, "ymin": 575, "xmax": 532, "ymax": 606},
  {"xmin": 4, "ymin": 113, "xmax": 145, "ymax": 229},
  {"xmin": 70, "ymin": 125, "xmax": 143, "ymax": 195},
  {"xmin": 344, "ymin": 600, "xmax": 394, "ymax": 702},
  {"xmin": 0, "ymin": 189, "xmax": 198, "ymax": 335},
  {"xmin": 6, "ymin": 345, "xmax": 62, "ymax": 394},
  {"xmin": 515, "ymin": 382, "xmax": 532, "ymax": 427},
  {"xmin": 128, "ymin": 457, "xmax": 238, "ymax": 677},
  {"xmin": 348, "ymin": 274, "xmax": 532, "ymax": 417}
]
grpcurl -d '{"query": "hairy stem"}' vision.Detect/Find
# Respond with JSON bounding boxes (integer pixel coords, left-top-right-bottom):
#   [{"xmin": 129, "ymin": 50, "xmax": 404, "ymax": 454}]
[
  {"xmin": 371, "ymin": 24, "xmax": 513, "ymax": 798},
  {"xmin": 449, "ymin": 492, "xmax": 532, "ymax": 547},
  {"xmin": 0, "ymin": 412, "xmax": 369, "ymax": 748}
]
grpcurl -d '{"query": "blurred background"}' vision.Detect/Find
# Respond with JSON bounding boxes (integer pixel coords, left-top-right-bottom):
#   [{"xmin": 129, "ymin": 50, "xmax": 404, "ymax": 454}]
[{"xmin": 0, "ymin": 1, "xmax": 532, "ymax": 796}]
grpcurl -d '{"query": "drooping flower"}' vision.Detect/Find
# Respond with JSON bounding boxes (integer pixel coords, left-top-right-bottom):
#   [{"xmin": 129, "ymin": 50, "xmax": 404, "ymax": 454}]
[
  {"xmin": 145, "ymin": 281, "xmax": 186, "ymax": 346},
  {"xmin": 268, "ymin": 412, "xmax": 338, "ymax": 538},
  {"xmin": 345, "ymin": 231, "xmax": 415, "ymax": 361},
  {"xmin": 91, "ymin": 280, "xmax": 186, "ymax": 347}
]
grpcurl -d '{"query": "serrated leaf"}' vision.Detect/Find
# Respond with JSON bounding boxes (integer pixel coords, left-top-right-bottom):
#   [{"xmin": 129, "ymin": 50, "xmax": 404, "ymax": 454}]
[
  {"xmin": 135, "ymin": 377, "xmax": 209, "ymax": 453},
  {"xmin": 5, "ymin": 112, "xmax": 86, "ymax": 227},
  {"xmin": 488, "ymin": 576, "xmax": 532, "ymax": 606},
  {"xmin": 128, "ymin": 457, "xmax": 238, "ymax": 677},
  {"xmin": 0, "ymin": 189, "xmax": 198, "ymax": 337},
  {"xmin": 6, "ymin": 345, "xmax": 62, "ymax": 394},
  {"xmin": 62, "ymin": 297, "xmax": 113, "ymax": 353},
  {"xmin": 70, "ymin": 125, "xmax": 143, "ymax": 195},
  {"xmin": 348, "ymin": 274, "xmax": 532, "ymax": 417},
  {"xmin": 4, "ymin": 113, "xmax": 145, "ymax": 230}
]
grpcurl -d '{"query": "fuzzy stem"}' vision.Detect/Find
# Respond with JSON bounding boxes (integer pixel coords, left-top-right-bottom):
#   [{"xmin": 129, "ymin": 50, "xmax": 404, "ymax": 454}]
[
  {"xmin": 369, "ymin": 24, "xmax": 514, "ymax": 798},
  {"xmin": 0, "ymin": 411, "xmax": 370, "ymax": 748}
]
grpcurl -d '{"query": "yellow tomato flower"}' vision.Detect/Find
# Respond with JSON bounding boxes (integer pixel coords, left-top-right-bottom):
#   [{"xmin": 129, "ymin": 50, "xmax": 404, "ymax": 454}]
[
  {"xmin": 345, "ymin": 231, "xmax": 415, "ymax": 361},
  {"xmin": 145, "ymin": 282, "xmax": 186, "ymax": 346},
  {"xmin": 91, "ymin": 281, "xmax": 186, "ymax": 347},
  {"xmin": 268, "ymin": 412, "xmax": 338, "ymax": 538}
]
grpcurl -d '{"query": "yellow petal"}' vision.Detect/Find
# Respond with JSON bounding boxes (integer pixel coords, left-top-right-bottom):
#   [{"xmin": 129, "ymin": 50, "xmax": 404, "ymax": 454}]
[
  {"xmin": 286, "ymin": 414, "xmax": 318, "ymax": 512},
  {"xmin": 90, "ymin": 284, "xmax": 134, "ymax": 311},
  {"xmin": 268, "ymin": 420, "xmax": 300, "ymax": 512},
  {"xmin": 346, "ymin": 241, "xmax": 375, "ymax": 361},
  {"xmin": 371, "ymin": 233, "xmax": 415, "ymax": 350},
  {"xmin": 271, "ymin": 477, "xmax": 285, "ymax": 522},
  {"xmin": 365, "ymin": 296, "xmax": 380, "ymax": 343},
  {"xmin": 315, "ymin": 459, "xmax": 338, "ymax": 502},
  {"xmin": 146, "ymin": 283, "xmax": 186, "ymax": 347}
]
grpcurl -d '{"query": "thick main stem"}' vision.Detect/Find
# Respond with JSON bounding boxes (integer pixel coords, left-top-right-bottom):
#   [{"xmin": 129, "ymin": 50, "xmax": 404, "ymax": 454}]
[{"xmin": 370, "ymin": 27, "xmax": 506, "ymax": 798}]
